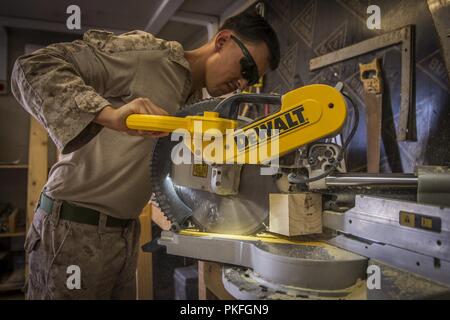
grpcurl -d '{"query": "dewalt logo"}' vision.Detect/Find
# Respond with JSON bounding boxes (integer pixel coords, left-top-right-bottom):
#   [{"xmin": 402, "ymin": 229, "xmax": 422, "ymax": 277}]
[{"xmin": 235, "ymin": 105, "xmax": 308, "ymax": 152}]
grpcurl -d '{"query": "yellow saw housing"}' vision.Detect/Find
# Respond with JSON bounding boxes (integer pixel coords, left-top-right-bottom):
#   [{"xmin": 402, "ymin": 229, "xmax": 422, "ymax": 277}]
[{"xmin": 126, "ymin": 84, "xmax": 347, "ymax": 164}]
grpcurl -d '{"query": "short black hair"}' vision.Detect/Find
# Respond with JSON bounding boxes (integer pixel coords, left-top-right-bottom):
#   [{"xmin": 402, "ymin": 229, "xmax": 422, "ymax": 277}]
[{"xmin": 220, "ymin": 11, "xmax": 280, "ymax": 70}]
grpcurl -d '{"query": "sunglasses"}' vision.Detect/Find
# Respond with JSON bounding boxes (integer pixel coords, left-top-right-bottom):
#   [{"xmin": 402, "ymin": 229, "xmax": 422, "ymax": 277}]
[{"xmin": 230, "ymin": 35, "xmax": 260, "ymax": 86}]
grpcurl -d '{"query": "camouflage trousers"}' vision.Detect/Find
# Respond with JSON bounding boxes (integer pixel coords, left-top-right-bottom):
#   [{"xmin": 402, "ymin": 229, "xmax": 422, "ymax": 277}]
[{"xmin": 24, "ymin": 201, "xmax": 141, "ymax": 300}]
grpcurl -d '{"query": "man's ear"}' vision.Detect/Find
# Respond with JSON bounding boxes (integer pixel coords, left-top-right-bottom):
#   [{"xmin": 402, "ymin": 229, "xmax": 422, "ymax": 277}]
[{"xmin": 214, "ymin": 30, "xmax": 231, "ymax": 52}]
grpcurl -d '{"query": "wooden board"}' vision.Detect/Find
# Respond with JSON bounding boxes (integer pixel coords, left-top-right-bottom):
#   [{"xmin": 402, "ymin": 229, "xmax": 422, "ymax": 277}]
[
  {"xmin": 0, "ymin": 232, "xmax": 25, "ymax": 238},
  {"xmin": 0, "ymin": 164, "xmax": 29, "ymax": 169},
  {"xmin": 26, "ymin": 117, "xmax": 48, "ymax": 229},
  {"xmin": 198, "ymin": 261, "xmax": 234, "ymax": 300},
  {"xmin": 137, "ymin": 203, "xmax": 153, "ymax": 300},
  {"xmin": 25, "ymin": 117, "xmax": 48, "ymax": 281}
]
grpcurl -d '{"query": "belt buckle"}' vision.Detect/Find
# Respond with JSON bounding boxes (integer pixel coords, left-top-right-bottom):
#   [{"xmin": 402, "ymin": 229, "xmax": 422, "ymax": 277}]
[
  {"xmin": 121, "ymin": 218, "xmax": 131, "ymax": 228},
  {"xmin": 106, "ymin": 216, "xmax": 129, "ymax": 228}
]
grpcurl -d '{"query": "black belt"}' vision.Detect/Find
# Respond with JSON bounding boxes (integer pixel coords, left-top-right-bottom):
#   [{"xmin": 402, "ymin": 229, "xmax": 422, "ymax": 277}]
[{"xmin": 38, "ymin": 193, "xmax": 131, "ymax": 228}]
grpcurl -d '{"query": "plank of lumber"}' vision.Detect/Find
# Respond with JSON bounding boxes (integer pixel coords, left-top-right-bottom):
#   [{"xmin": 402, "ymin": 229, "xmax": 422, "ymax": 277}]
[
  {"xmin": 26, "ymin": 118, "xmax": 48, "ymax": 279},
  {"xmin": 198, "ymin": 261, "xmax": 216, "ymax": 300},
  {"xmin": 26, "ymin": 117, "xmax": 48, "ymax": 230},
  {"xmin": 198, "ymin": 261, "xmax": 234, "ymax": 300},
  {"xmin": 0, "ymin": 231, "xmax": 25, "ymax": 238},
  {"xmin": 137, "ymin": 204, "xmax": 153, "ymax": 300}
]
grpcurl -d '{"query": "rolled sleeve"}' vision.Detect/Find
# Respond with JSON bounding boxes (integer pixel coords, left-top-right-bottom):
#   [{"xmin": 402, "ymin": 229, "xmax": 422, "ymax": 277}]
[
  {"xmin": 11, "ymin": 44, "xmax": 111, "ymax": 154},
  {"xmin": 10, "ymin": 29, "xmax": 191, "ymax": 154}
]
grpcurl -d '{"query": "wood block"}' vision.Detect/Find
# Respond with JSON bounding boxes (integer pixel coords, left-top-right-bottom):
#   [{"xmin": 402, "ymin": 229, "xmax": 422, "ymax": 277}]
[{"xmin": 269, "ymin": 193, "xmax": 322, "ymax": 236}]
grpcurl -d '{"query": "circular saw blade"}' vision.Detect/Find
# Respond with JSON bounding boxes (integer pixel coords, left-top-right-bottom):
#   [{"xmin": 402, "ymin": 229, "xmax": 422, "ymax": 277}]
[
  {"xmin": 151, "ymin": 99, "xmax": 279, "ymax": 235},
  {"xmin": 176, "ymin": 165, "xmax": 279, "ymax": 234}
]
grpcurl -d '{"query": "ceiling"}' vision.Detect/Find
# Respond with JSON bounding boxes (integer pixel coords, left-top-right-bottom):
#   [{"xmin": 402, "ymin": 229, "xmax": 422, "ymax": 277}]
[{"xmin": 0, "ymin": 0, "xmax": 255, "ymax": 48}]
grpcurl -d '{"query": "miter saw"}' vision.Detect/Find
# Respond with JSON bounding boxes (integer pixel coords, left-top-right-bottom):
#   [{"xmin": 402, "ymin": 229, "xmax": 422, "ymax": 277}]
[{"xmin": 127, "ymin": 84, "xmax": 450, "ymax": 299}]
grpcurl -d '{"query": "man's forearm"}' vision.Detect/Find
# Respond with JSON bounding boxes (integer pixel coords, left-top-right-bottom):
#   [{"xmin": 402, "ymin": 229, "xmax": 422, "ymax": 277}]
[
  {"xmin": 93, "ymin": 106, "xmax": 116, "ymax": 127},
  {"xmin": 93, "ymin": 98, "xmax": 170, "ymax": 134}
]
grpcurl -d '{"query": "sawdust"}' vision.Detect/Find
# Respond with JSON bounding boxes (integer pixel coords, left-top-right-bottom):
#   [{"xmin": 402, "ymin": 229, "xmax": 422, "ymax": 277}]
[
  {"xmin": 256, "ymin": 243, "xmax": 360, "ymax": 261},
  {"xmin": 223, "ymin": 267, "xmax": 367, "ymax": 300},
  {"xmin": 379, "ymin": 264, "xmax": 448, "ymax": 299}
]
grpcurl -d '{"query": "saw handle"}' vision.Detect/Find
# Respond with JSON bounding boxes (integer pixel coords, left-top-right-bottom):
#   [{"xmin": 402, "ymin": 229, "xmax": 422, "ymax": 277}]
[
  {"xmin": 213, "ymin": 93, "xmax": 281, "ymax": 119},
  {"xmin": 359, "ymin": 59, "xmax": 383, "ymax": 94},
  {"xmin": 125, "ymin": 114, "xmax": 188, "ymax": 132}
]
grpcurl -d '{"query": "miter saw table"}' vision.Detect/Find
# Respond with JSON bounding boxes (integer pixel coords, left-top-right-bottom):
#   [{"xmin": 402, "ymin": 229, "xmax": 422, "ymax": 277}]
[
  {"xmin": 156, "ymin": 189, "xmax": 450, "ymax": 299},
  {"xmin": 128, "ymin": 85, "xmax": 450, "ymax": 299}
]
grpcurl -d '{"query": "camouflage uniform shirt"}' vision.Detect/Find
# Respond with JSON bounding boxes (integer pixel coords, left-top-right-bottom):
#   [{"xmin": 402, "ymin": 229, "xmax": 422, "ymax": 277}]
[{"xmin": 12, "ymin": 29, "xmax": 201, "ymax": 218}]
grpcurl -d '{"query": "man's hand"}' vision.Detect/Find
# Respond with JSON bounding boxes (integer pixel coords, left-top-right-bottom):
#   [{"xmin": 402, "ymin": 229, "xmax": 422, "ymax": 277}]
[{"xmin": 94, "ymin": 98, "xmax": 169, "ymax": 137}]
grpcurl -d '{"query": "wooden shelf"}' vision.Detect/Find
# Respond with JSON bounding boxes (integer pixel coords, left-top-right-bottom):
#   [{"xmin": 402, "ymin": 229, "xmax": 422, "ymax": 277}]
[
  {"xmin": 0, "ymin": 231, "xmax": 26, "ymax": 238},
  {"xmin": 0, "ymin": 118, "xmax": 49, "ymax": 293},
  {"xmin": 0, "ymin": 164, "xmax": 28, "ymax": 169},
  {"xmin": 0, "ymin": 282, "xmax": 24, "ymax": 292},
  {"xmin": 0, "ymin": 267, "xmax": 25, "ymax": 292}
]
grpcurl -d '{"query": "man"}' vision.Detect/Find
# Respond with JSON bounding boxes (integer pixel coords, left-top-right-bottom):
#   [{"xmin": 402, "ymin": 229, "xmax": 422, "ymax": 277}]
[{"xmin": 11, "ymin": 11, "xmax": 280, "ymax": 299}]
